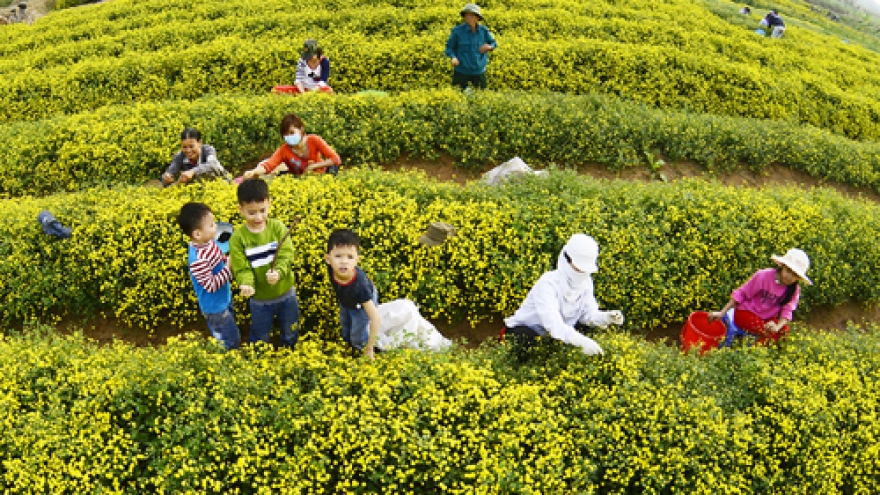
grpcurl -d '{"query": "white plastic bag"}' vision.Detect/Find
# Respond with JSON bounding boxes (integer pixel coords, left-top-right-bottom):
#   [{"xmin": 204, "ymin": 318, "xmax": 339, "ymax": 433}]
[
  {"xmin": 481, "ymin": 157, "xmax": 546, "ymax": 186},
  {"xmin": 376, "ymin": 299, "xmax": 452, "ymax": 352}
]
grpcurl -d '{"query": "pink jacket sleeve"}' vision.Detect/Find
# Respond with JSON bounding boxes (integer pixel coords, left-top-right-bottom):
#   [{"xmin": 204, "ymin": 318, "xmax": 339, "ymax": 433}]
[{"xmin": 731, "ymin": 271, "xmax": 762, "ymax": 305}]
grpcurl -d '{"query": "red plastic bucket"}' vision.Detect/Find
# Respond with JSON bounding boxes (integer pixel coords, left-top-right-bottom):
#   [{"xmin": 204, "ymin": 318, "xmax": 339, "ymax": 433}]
[
  {"xmin": 272, "ymin": 85, "xmax": 303, "ymax": 95},
  {"xmin": 271, "ymin": 85, "xmax": 334, "ymax": 95},
  {"xmin": 680, "ymin": 311, "xmax": 726, "ymax": 355}
]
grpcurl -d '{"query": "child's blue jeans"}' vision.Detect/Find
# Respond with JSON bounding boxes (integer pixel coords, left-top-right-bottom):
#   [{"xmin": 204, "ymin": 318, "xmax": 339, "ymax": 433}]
[
  {"xmin": 249, "ymin": 289, "xmax": 300, "ymax": 349},
  {"xmin": 205, "ymin": 302, "xmax": 241, "ymax": 350},
  {"xmin": 339, "ymin": 288, "xmax": 379, "ymax": 350}
]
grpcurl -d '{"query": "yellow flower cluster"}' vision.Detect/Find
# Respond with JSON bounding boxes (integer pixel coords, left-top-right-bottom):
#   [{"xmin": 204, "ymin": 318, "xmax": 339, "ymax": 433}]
[
  {"xmin": 2, "ymin": 169, "xmax": 880, "ymax": 334},
  {"xmin": 0, "ymin": 323, "xmax": 877, "ymax": 492},
  {"xmin": 2, "ymin": 90, "xmax": 880, "ymax": 199},
  {"xmin": 1, "ymin": 0, "xmax": 879, "ymax": 141}
]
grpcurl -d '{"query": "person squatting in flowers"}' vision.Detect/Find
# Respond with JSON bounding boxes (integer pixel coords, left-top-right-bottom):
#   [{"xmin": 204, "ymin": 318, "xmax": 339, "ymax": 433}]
[
  {"xmin": 502, "ymin": 234, "xmax": 625, "ymax": 355},
  {"xmin": 242, "ymin": 113, "xmax": 341, "ymax": 178},
  {"xmin": 295, "ymin": 39, "xmax": 333, "ymax": 94},
  {"xmin": 708, "ymin": 248, "xmax": 812, "ymax": 347},
  {"xmin": 162, "ymin": 128, "xmax": 230, "ymax": 186}
]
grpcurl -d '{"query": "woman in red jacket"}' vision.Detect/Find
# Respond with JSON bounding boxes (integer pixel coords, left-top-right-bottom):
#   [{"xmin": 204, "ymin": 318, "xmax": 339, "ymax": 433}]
[{"xmin": 243, "ymin": 113, "xmax": 341, "ymax": 178}]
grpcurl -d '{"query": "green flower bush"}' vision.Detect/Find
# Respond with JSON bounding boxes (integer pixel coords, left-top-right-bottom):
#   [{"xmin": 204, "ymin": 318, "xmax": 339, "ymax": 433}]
[
  {"xmin": 0, "ymin": 324, "xmax": 877, "ymax": 492},
  {"xmin": 1, "ymin": 0, "xmax": 879, "ymax": 141},
  {"xmin": 2, "ymin": 90, "xmax": 880, "ymax": 198},
  {"xmin": 2, "ymin": 170, "xmax": 878, "ymax": 333}
]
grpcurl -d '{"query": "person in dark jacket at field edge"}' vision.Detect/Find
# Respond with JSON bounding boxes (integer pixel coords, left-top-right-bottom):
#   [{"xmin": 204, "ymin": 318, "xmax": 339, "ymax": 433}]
[
  {"xmin": 444, "ymin": 3, "xmax": 497, "ymax": 91},
  {"xmin": 760, "ymin": 10, "xmax": 786, "ymax": 38}
]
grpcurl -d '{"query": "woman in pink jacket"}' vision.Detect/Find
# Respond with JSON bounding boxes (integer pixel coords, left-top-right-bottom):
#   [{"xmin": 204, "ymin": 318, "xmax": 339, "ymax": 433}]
[{"xmin": 708, "ymin": 248, "xmax": 812, "ymax": 347}]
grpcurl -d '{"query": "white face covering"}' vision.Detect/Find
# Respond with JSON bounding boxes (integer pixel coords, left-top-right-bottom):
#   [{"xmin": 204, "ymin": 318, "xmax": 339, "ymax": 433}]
[{"xmin": 557, "ymin": 250, "xmax": 591, "ymax": 302}]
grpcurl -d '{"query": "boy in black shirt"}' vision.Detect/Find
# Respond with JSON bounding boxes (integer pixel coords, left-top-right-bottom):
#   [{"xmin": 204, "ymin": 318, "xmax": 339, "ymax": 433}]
[{"xmin": 325, "ymin": 229, "xmax": 381, "ymax": 359}]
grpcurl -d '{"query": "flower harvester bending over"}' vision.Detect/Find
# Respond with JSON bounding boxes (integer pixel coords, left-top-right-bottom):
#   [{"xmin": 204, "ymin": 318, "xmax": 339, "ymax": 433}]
[
  {"xmin": 708, "ymin": 248, "xmax": 811, "ymax": 347},
  {"xmin": 241, "ymin": 113, "xmax": 341, "ymax": 179},
  {"xmin": 502, "ymin": 234, "xmax": 624, "ymax": 355},
  {"xmin": 162, "ymin": 128, "xmax": 230, "ymax": 186}
]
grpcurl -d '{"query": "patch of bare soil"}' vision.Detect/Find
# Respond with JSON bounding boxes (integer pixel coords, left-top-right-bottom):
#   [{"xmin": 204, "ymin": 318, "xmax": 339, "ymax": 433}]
[
  {"xmin": 37, "ymin": 158, "xmax": 880, "ymax": 350},
  {"xmin": 390, "ymin": 156, "xmax": 880, "ymax": 203},
  {"xmin": 1, "ymin": 0, "xmax": 110, "ymax": 25},
  {"xmin": 382, "ymin": 153, "xmax": 484, "ymax": 184},
  {"xmin": 49, "ymin": 300, "xmax": 878, "ymax": 352}
]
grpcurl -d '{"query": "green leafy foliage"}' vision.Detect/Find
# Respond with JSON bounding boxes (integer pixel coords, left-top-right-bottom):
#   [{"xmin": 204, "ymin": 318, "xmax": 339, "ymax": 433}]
[
  {"xmin": 0, "ymin": 325, "xmax": 877, "ymax": 492},
  {"xmin": 2, "ymin": 170, "xmax": 878, "ymax": 333},
  {"xmin": 2, "ymin": 90, "xmax": 880, "ymax": 198},
  {"xmin": 1, "ymin": 0, "xmax": 880, "ymax": 141}
]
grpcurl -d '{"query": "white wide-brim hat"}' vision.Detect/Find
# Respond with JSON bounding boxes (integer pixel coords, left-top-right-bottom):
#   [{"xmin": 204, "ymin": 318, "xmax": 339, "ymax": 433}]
[
  {"xmin": 564, "ymin": 233, "xmax": 599, "ymax": 273},
  {"xmin": 771, "ymin": 248, "xmax": 812, "ymax": 285}
]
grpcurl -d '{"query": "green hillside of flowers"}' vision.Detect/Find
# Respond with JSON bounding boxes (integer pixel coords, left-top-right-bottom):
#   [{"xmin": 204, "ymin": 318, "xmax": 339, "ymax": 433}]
[
  {"xmin": 1, "ymin": 0, "xmax": 879, "ymax": 491},
  {"xmin": 0, "ymin": 0, "xmax": 879, "ymax": 141}
]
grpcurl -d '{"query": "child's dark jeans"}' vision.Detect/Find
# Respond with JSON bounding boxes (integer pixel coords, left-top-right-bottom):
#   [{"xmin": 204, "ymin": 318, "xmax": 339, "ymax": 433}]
[
  {"xmin": 205, "ymin": 302, "xmax": 241, "ymax": 350},
  {"xmin": 339, "ymin": 288, "xmax": 379, "ymax": 350},
  {"xmin": 249, "ymin": 289, "xmax": 300, "ymax": 349}
]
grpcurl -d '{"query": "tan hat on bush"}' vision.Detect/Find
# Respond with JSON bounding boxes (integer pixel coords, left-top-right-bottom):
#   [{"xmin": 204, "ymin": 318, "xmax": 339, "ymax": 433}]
[
  {"xmin": 460, "ymin": 3, "xmax": 483, "ymax": 20},
  {"xmin": 419, "ymin": 222, "xmax": 456, "ymax": 246},
  {"xmin": 771, "ymin": 248, "xmax": 812, "ymax": 285}
]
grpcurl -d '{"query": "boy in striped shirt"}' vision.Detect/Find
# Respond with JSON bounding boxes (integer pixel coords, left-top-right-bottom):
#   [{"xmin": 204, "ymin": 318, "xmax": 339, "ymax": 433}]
[
  {"xmin": 229, "ymin": 178, "xmax": 300, "ymax": 348},
  {"xmin": 177, "ymin": 202, "xmax": 241, "ymax": 350}
]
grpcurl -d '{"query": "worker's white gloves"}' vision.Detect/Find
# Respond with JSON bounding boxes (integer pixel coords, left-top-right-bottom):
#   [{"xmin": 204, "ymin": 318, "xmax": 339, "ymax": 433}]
[
  {"xmin": 579, "ymin": 336, "xmax": 604, "ymax": 356},
  {"xmin": 607, "ymin": 310, "xmax": 625, "ymax": 325},
  {"xmin": 571, "ymin": 311, "xmax": 624, "ymax": 355},
  {"xmin": 597, "ymin": 310, "xmax": 625, "ymax": 327}
]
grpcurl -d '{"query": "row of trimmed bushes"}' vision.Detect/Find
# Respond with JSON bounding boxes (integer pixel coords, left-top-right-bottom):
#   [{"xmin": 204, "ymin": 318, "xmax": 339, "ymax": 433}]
[
  {"xmin": 3, "ymin": 0, "xmax": 865, "ymax": 82},
  {"xmin": 55, "ymin": 0, "xmax": 102, "ymax": 9},
  {"xmin": 2, "ymin": 90, "xmax": 880, "ymax": 198},
  {"xmin": 2, "ymin": 169, "xmax": 879, "ymax": 333},
  {"xmin": 1, "ymin": 325, "xmax": 877, "ymax": 493},
  {"xmin": 1, "ymin": 0, "xmax": 879, "ymax": 141},
  {"xmin": 6, "ymin": 0, "xmax": 861, "ymax": 85}
]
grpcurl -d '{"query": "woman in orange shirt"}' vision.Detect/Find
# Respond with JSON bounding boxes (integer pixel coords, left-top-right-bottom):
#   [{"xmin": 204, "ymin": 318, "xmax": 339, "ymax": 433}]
[{"xmin": 243, "ymin": 113, "xmax": 341, "ymax": 178}]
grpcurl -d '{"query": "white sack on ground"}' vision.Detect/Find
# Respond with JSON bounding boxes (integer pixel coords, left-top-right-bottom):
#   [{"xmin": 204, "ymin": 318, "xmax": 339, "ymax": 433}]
[
  {"xmin": 377, "ymin": 299, "xmax": 452, "ymax": 352},
  {"xmin": 481, "ymin": 157, "xmax": 547, "ymax": 186}
]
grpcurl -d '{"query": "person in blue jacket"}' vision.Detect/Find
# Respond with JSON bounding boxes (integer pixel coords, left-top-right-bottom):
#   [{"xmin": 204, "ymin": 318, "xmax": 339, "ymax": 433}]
[{"xmin": 444, "ymin": 3, "xmax": 497, "ymax": 90}]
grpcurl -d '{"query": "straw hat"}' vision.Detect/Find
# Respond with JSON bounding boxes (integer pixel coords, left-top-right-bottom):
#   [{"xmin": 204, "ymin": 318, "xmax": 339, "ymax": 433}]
[
  {"xmin": 419, "ymin": 222, "xmax": 456, "ymax": 246},
  {"xmin": 771, "ymin": 248, "xmax": 812, "ymax": 285},
  {"xmin": 460, "ymin": 3, "xmax": 483, "ymax": 20}
]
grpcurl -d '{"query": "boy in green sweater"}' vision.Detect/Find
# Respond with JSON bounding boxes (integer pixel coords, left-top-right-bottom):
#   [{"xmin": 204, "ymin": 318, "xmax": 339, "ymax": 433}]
[{"xmin": 229, "ymin": 178, "xmax": 300, "ymax": 348}]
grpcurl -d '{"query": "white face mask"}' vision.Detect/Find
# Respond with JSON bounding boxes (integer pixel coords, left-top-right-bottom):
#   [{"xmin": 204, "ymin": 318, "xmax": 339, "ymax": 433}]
[
  {"xmin": 284, "ymin": 132, "xmax": 302, "ymax": 147},
  {"xmin": 557, "ymin": 251, "xmax": 591, "ymax": 301}
]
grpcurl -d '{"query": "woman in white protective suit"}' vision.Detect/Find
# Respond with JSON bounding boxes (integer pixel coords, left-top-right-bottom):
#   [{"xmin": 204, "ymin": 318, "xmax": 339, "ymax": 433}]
[{"xmin": 502, "ymin": 233, "xmax": 625, "ymax": 355}]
